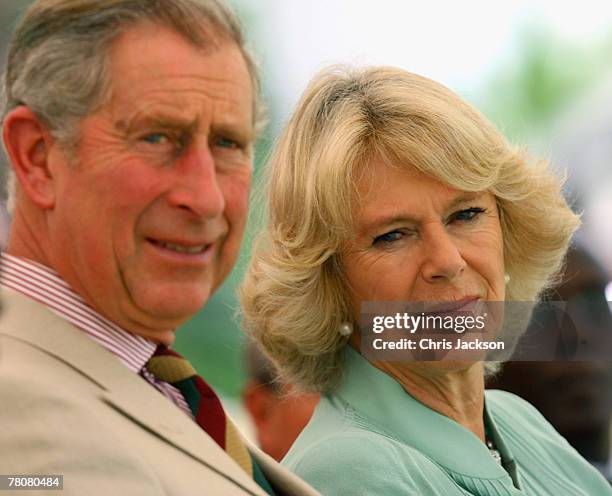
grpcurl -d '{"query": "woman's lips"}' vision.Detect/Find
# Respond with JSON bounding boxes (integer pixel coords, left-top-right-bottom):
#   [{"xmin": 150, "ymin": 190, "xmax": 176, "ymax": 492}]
[{"xmin": 419, "ymin": 296, "xmax": 481, "ymax": 314}]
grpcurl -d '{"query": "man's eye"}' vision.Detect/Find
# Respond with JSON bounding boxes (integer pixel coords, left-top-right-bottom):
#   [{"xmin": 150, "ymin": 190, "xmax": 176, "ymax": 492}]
[
  {"xmin": 141, "ymin": 133, "xmax": 170, "ymax": 145},
  {"xmin": 215, "ymin": 137, "xmax": 239, "ymax": 149},
  {"xmin": 373, "ymin": 230, "xmax": 403, "ymax": 245},
  {"xmin": 452, "ymin": 207, "xmax": 486, "ymax": 222}
]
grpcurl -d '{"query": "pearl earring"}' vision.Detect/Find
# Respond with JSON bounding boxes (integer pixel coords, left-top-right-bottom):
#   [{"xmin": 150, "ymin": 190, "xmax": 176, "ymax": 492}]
[
  {"xmin": 339, "ymin": 322, "xmax": 353, "ymax": 336},
  {"xmin": 504, "ymin": 274, "xmax": 511, "ymax": 284}
]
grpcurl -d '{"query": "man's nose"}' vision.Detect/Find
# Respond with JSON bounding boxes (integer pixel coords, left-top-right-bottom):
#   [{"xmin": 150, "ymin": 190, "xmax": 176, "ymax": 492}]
[
  {"xmin": 167, "ymin": 144, "xmax": 225, "ymax": 218},
  {"xmin": 419, "ymin": 225, "xmax": 466, "ymax": 283}
]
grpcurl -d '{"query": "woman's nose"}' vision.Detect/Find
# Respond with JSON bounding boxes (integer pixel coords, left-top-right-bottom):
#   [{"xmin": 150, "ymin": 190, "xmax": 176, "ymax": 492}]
[{"xmin": 419, "ymin": 226, "xmax": 466, "ymax": 284}]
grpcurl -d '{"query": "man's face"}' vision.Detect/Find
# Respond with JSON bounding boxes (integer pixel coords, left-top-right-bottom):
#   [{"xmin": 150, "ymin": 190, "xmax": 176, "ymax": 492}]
[{"xmin": 46, "ymin": 23, "xmax": 254, "ymax": 343}]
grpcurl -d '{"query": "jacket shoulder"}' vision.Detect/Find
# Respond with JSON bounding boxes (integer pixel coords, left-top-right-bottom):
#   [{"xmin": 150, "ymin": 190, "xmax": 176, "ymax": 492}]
[{"xmin": 0, "ymin": 369, "xmax": 164, "ymax": 495}]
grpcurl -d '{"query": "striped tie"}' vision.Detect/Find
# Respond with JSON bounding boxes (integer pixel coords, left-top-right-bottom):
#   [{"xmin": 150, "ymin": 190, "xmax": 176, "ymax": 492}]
[{"xmin": 147, "ymin": 345, "xmax": 275, "ymax": 495}]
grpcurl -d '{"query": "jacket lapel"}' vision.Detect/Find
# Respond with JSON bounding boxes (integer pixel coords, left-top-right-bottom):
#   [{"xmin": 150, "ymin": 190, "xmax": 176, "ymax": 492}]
[
  {"xmin": 246, "ymin": 439, "xmax": 321, "ymax": 496},
  {"xmin": 0, "ymin": 287, "xmax": 268, "ymax": 496}
]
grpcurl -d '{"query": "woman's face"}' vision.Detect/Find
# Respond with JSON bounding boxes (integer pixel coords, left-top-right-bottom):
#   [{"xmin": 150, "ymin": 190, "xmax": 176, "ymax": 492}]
[{"xmin": 342, "ymin": 156, "xmax": 506, "ymax": 326}]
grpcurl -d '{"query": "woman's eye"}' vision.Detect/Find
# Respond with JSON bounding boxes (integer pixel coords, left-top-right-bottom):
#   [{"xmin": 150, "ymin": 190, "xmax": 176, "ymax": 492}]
[
  {"xmin": 373, "ymin": 230, "xmax": 403, "ymax": 245},
  {"xmin": 452, "ymin": 207, "xmax": 486, "ymax": 222}
]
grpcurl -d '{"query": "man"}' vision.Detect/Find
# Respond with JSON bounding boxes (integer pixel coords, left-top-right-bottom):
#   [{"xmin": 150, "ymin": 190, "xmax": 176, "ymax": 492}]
[
  {"xmin": 242, "ymin": 341, "xmax": 319, "ymax": 462},
  {"xmin": 0, "ymin": 1, "xmax": 318, "ymax": 495}
]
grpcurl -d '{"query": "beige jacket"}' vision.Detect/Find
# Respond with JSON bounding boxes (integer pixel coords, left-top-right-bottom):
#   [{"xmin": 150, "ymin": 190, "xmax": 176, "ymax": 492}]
[{"xmin": 0, "ymin": 288, "xmax": 319, "ymax": 496}]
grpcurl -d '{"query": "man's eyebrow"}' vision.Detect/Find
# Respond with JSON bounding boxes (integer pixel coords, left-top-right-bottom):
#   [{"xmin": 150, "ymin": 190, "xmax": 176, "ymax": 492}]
[
  {"xmin": 115, "ymin": 113, "xmax": 254, "ymax": 144},
  {"xmin": 211, "ymin": 121, "xmax": 254, "ymax": 144},
  {"xmin": 359, "ymin": 191, "xmax": 487, "ymax": 232},
  {"xmin": 115, "ymin": 113, "xmax": 199, "ymax": 133}
]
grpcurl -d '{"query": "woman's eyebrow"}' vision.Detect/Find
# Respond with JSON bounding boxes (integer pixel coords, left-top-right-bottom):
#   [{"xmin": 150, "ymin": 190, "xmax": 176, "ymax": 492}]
[
  {"xmin": 360, "ymin": 192, "xmax": 487, "ymax": 233},
  {"xmin": 446, "ymin": 192, "xmax": 485, "ymax": 210},
  {"xmin": 359, "ymin": 214, "xmax": 417, "ymax": 234}
]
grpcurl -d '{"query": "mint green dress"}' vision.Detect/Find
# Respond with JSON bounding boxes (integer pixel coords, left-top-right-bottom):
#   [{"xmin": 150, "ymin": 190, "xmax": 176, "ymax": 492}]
[{"xmin": 283, "ymin": 348, "xmax": 611, "ymax": 495}]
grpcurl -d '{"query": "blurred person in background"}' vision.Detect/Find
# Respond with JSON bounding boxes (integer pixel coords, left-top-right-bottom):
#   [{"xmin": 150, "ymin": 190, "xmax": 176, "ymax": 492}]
[
  {"xmin": 0, "ymin": 1, "xmax": 318, "ymax": 494},
  {"xmin": 489, "ymin": 244, "xmax": 612, "ymax": 483},
  {"xmin": 0, "ymin": 2, "xmax": 17, "ymax": 245},
  {"xmin": 0, "ymin": 202, "xmax": 9, "ymax": 249},
  {"xmin": 243, "ymin": 340, "xmax": 319, "ymax": 462},
  {"xmin": 241, "ymin": 65, "xmax": 611, "ymax": 495}
]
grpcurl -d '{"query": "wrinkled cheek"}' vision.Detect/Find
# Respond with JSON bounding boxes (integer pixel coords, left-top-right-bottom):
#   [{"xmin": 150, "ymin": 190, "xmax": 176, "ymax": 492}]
[
  {"xmin": 213, "ymin": 179, "xmax": 250, "ymax": 285},
  {"xmin": 224, "ymin": 176, "xmax": 251, "ymax": 236},
  {"xmin": 100, "ymin": 218, "xmax": 147, "ymax": 316},
  {"xmin": 230, "ymin": 172, "xmax": 251, "ymax": 210}
]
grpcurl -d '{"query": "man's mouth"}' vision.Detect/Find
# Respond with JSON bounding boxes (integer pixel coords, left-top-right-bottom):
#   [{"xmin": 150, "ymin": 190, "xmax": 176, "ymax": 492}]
[{"xmin": 148, "ymin": 239, "xmax": 212, "ymax": 255}]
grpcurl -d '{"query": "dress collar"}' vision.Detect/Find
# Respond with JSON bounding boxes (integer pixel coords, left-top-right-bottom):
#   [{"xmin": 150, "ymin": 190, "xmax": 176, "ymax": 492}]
[{"xmin": 336, "ymin": 346, "xmax": 517, "ymax": 482}]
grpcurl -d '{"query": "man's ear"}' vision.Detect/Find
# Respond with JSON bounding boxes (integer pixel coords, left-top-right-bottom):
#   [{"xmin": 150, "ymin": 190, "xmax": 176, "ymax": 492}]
[{"xmin": 3, "ymin": 106, "xmax": 57, "ymax": 209}]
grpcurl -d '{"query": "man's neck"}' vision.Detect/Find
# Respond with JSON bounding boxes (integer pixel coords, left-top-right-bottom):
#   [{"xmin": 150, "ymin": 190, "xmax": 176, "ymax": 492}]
[{"xmin": 6, "ymin": 206, "xmax": 52, "ymax": 268}]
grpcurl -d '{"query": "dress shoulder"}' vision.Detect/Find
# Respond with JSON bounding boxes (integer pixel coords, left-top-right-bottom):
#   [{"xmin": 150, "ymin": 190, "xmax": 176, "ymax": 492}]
[
  {"xmin": 485, "ymin": 389, "xmax": 612, "ymax": 494},
  {"xmin": 284, "ymin": 429, "xmax": 439, "ymax": 495}
]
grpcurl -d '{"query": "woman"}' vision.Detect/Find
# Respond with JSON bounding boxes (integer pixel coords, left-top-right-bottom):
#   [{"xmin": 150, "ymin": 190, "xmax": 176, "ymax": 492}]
[{"xmin": 240, "ymin": 66, "xmax": 610, "ymax": 495}]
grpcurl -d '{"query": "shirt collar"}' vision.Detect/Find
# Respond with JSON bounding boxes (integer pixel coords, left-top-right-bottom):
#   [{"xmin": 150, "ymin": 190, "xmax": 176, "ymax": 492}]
[
  {"xmin": 0, "ymin": 252, "xmax": 157, "ymax": 373},
  {"xmin": 336, "ymin": 346, "xmax": 516, "ymax": 480}
]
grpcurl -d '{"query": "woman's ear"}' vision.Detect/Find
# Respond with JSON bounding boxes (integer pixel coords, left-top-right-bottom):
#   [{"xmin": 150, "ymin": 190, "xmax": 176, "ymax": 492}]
[{"xmin": 3, "ymin": 106, "xmax": 57, "ymax": 209}]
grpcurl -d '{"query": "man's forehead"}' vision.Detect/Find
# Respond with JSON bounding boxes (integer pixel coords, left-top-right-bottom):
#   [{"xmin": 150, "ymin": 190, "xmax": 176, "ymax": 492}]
[
  {"xmin": 103, "ymin": 22, "xmax": 253, "ymax": 126},
  {"xmin": 107, "ymin": 22, "xmax": 248, "ymax": 83}
]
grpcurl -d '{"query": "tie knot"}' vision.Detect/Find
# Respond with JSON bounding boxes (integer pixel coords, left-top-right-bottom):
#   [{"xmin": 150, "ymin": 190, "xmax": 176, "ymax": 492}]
[{"xmin": 146, "ymin": 346, "xmax": 196, "ymax": 384}]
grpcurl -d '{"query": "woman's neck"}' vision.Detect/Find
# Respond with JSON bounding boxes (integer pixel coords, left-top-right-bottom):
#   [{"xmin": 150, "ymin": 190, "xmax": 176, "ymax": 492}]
[{"xmin": 373, "ymin": 360, "xmax": 486, "ymax": 442}]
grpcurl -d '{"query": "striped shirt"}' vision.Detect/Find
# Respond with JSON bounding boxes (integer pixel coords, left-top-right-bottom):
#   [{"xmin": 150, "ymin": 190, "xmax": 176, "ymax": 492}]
[{"xmin": 0, "ymin": 252, "xmax": 192, "ymax": 418}]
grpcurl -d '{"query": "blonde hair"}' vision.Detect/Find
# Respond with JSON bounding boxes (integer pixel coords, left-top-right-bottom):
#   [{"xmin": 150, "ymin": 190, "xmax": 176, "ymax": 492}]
[{"xmin": 240, "ymin": 65, "xmax": 580, "ymax": 393}]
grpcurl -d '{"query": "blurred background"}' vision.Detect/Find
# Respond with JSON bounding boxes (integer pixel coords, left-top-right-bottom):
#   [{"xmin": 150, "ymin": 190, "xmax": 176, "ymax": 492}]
[{"xmin": 1, "ymin": 0, "xmax": 611, "ymax": 467}]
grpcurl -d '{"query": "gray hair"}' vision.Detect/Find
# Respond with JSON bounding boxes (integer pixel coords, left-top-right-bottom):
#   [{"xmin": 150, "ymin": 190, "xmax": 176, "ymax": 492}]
[{"xmin": 1, "ymin": 0, "xmax": 265, "ymax": 210}]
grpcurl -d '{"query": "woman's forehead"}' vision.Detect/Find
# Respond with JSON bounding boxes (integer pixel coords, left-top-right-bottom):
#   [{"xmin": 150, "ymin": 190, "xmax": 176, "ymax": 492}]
[
  {"xmin": 354, "ymin": 156, "xmax": 488, "ymax": 199},
  {"xmin": 351, "ymin": 161, "xmax": 495, "ymax": 228}
]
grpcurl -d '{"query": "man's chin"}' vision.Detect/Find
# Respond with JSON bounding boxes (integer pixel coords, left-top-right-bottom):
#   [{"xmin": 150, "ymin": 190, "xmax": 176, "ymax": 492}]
[
  {"xmin": 143, "ymin": 300, "xmax": 208, "ymax": 325},
  {"xmin": 126, "ymin": 288, "xmax": 213, "ymax": 337},
  {"xmin": 140, "ymin": 328, "xmax": 177, "ymax": 346}
]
